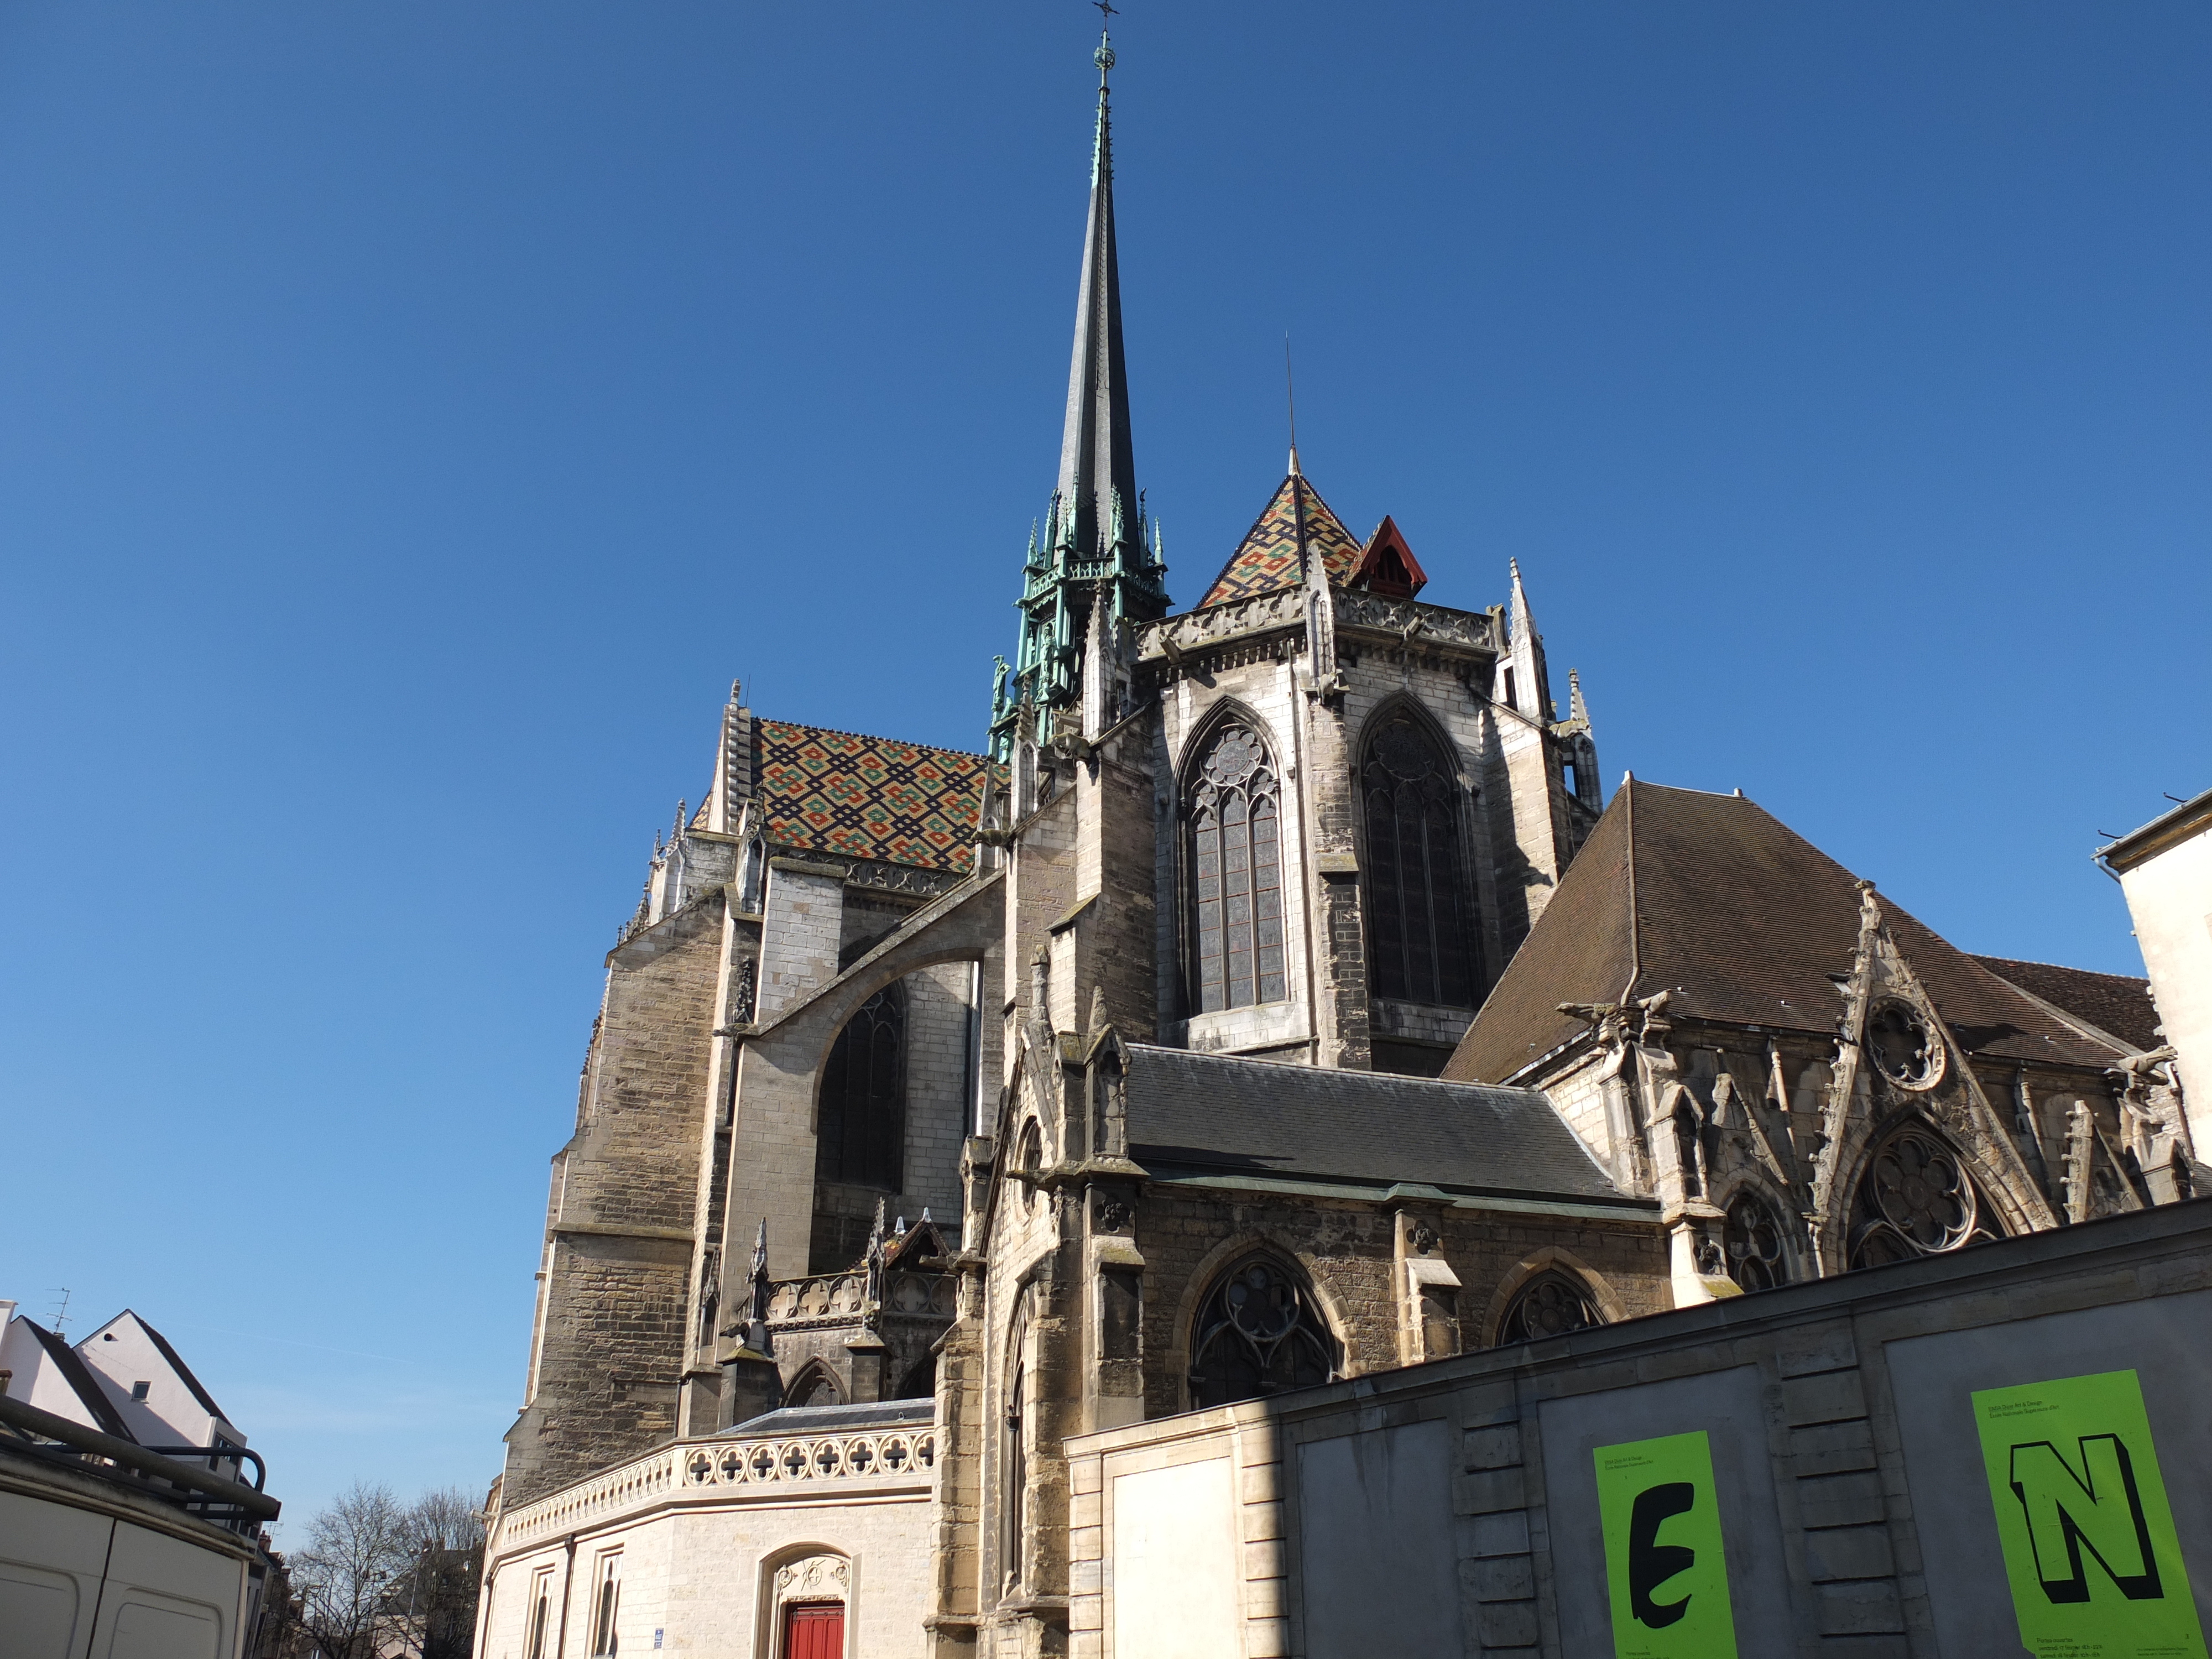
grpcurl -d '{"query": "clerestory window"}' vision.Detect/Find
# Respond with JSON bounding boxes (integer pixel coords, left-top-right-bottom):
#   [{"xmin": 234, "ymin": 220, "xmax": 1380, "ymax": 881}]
[
  {"xmin": 816, "ymin": 982, "xmax": 906, "ymax": 1191},
  {"xmin": 1361, "ymin": 713, "xmax": 1477, "ymax": 1008},
  {"xmin": 1186, "ymin": 722, "xmax": 1286, "ymax": 1013}
]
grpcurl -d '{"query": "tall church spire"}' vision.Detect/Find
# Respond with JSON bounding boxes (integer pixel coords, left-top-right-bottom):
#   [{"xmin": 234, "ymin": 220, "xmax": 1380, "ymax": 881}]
[
  {"xmin": 993, "ymin": 25, "xmax": 1167, "ymax": 759},
  {"xmin": 1055, "ymin": 30, "xmax": 1137, "ymax": 568}
]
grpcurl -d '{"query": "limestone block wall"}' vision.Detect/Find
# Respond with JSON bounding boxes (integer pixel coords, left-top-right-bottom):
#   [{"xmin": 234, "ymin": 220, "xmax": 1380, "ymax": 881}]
[
  {"xmin": 1130, "ymin": 1186, "xmax": 1671, "ymax": 1421},
  {"xmin": 1066, "ymin": 1201, "xmax": 2212, "ymax": 1659},
  {"xmin": 505, "ymin": 898, "xmax": 723, "ymax": 1506}
]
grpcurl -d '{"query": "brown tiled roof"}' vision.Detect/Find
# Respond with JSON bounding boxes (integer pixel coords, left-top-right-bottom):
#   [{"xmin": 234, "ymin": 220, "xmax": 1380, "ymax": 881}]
[
  {"xmin": 1971, "ymin": 956, "xmax": 2161, "ymax": 1053},
  {"xmin": 754, "ymin": 720, "xmax": 990, "ymax": 874},
  {"xmin": 1445, "ymin": 781, "xmax": 2130, "ymax": 1084},
  {"xmin": 1196, "ymin": 474, "xmax": 1364, "ymax": 608}
]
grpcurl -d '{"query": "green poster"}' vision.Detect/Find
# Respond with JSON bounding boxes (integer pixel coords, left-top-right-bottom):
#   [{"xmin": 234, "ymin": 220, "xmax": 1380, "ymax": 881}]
[
  {"xmin": 1973, "ymin": 1369, "xmax": 2206, "ymax": 1659},
  {"xmin": 1593, "ymin": 1430, "xmax": 1739, "ymax": 1659}
]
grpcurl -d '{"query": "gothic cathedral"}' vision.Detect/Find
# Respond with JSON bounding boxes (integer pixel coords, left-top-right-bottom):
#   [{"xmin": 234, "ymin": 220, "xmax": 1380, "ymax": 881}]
[{"xmin": 476, "ymin": 33, "xmax": 2189, "ymax": 1659}]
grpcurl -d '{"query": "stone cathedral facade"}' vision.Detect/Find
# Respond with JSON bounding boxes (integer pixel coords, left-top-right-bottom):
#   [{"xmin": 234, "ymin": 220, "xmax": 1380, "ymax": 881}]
[{"xmin": 475, "ymin": 36, "xmax": 2194, "ymax": 1659}]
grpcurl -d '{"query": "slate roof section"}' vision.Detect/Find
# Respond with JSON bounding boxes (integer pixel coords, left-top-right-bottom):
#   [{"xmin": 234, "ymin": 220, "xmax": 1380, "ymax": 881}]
[
  {"xmin": 1971, "ymin": 956, "xmax": 2162, "ymax": 1053},
  {"xmin": 1196, "ymin": 474, "xmax": 1365, "ymax": 608},
  {"xmin": 1446, "ymin": 781, "xmax": 2133, "ymax": 1084},
  {"xmin": 754, "ymin": 720, "xmax": 992, "ymax": 874},
  {"xmin": 1121, "ymin": 1043, "xmax": 1639, "ymax": 1206},
  {"xmin": 728, "ymin": 1398, "xmax": 935, "ymax": 1438}
]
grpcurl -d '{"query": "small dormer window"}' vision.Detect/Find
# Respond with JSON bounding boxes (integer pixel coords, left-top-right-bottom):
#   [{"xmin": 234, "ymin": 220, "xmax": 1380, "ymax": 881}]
[{"xmin": 130, "ymin": 1381, "xmax": 150, "ymax": 1402}]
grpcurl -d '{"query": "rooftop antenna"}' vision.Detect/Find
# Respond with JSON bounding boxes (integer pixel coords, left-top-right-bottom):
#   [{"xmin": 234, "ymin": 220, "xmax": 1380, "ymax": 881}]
[
  {"xmin": 1284, "ymin": 334, "xmax": 1301, "ymax": 477},
  {"xmin": 46, "ymin": 1288, "xmax": 71, "ymax": 1335}
]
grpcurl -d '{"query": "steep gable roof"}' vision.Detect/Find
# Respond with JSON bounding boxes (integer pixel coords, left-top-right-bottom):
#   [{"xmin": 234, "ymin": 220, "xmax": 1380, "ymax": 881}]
[
  {"xmin": 753, "ymin": 721, "xmax": 992, "ymax": 874},
  {"xmin": 1446, "ymin": 781, "xmax": 2131, "ymax": 1084},
  {"xmin": 1196, "ymin": 474, "xmax": 1364, "ymax": 608},
  {"xmin": 19, "ymin": 1318, "xmax": 133, "ymax": 1439},
  {"xmin": 1971, "ymin": 956, "xmax": 2161, "ymax": 1053},
  {"xmin": 1122, "ymin": 1044, "xmax": 1638, "ymax": 1206},
  {"xmin": 119, "ymin": 1311, "xmax": 231, "ymax": 1427}
]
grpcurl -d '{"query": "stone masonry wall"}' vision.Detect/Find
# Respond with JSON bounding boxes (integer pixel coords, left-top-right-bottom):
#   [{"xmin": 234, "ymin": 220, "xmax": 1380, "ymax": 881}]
[
  {"xmin": 1067, "ymin": 1199, "xmax": 2212, "ymax": 1659},
  {"xmin": 1129, "ymin": 1186, "xmax": 1671, "ymax": 1421},
  {"xmin": 504, "ymin": 898, "xmax": 723, "ymax": 1506}
]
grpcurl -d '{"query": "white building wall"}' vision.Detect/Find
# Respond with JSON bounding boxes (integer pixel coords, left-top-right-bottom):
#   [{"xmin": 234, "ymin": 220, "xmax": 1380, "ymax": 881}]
[
  {"xmin": 2116, "ymin": 815, "xmax": 2212, "ymax": 1149},
  {"xmin": 479, "ymin": 1494, "xmax": 932, "ymax": 1659},
  {"xmin": 75, "ymin": 1313, "xmax": 239, "ymax": 1451}
]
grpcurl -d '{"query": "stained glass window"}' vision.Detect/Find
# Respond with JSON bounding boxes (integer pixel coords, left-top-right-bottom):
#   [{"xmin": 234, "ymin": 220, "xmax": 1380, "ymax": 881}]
[
  {"xmin": 1363, "ymin": 714, "xmax": 1476, "ymax": 1008},
  {"xmin": 1188, "ymin": 1254, "xmax": 1340, "ymax": 1408},
  {"xmin": 1188, "ymin": 723, "xmax": 1286, "ymax": 1012},
  {"xmin": 1494, "ymin": 1270, "xmax": 1602, "ymax": 1345},
  {"xmin": 1848, "ymin": 1121, "xmax": 2004, "ymax": 1269},
  {"xmin": 816, "ymin": 982, "xmax": 906, "ymax": 1190}
]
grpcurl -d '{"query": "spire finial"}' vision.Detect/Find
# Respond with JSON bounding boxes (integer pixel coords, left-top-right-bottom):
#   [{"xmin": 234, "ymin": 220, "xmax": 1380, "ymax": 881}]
[{"xmin": 1285, "ymin": 334, "xmax": 1301, "ymax": 477}]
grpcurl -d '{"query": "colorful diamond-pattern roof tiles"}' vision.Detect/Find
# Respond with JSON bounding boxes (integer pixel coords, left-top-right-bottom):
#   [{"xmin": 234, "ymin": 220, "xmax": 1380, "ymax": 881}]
[
  {"xmin": 1196, "ymin": 474, "xmax": 1365, "ymax": 608},
  {"xmin": 755, "ymin": 720, "xmax": 992, "ymax": 874}
]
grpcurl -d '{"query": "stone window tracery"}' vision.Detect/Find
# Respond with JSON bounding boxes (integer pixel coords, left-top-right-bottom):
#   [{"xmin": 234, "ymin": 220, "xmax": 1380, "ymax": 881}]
[
  {"xmin": 1866, "ymin": 1002, "xmax": 1941, "ymax": 1088},
  {"xmin": 1186, "ymin": 722, "xmax": 1286, "ymax": 1013},
  {"xmin": 1187, "ymin": 1254, "xmax": 1340, "ymax": 1408},
  {"xmin": 816, "ymin": 981, "xmax": 906, "ymax": 1191},
  {"xmin": 1848, "ymin": 1121, "xmax": 2005, "ymax": 1269},
  {"xmin": 1723, "ymin": 1192, "xmax": 1788, "ymax": 1291},
  {"xmin": 1362, "ymin": 713, "xmax": 1477, "ymax": 1008},
  {"xmin": 1494, "ymin": 1270, "xmax": 1603, "ymax": 1345}
]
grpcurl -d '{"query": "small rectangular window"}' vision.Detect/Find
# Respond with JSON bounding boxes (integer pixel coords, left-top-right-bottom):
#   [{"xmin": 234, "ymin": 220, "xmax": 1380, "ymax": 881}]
[{"xmin": 130, "ymin": 1381, "xmax": 151, "ymax": 1402}]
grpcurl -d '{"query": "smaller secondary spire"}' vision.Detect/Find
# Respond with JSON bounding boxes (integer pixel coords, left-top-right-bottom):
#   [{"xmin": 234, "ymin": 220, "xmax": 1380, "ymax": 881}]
[{"xmin": 1285, "ymin": 335, "xmax": 1302, "ymax": 477}]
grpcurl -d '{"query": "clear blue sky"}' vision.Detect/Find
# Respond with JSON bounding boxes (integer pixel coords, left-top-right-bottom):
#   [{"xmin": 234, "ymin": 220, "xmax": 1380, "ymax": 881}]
[{"xmin": 2, "ymin": 2, "xmax": 2204, "ymax": 1535}]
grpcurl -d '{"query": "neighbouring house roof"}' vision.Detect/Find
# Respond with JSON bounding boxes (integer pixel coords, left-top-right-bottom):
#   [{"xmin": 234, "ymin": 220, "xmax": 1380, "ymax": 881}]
[
  {"xmin": 2098, "ymin": 786, "xmax": 2212, "ymax": 873},
  {"xmin": 1196, "ymin": 474, "xmax": 1365, "ymax": 608},
  {"xmin": 753, "ymin": 720, "xmax": 993, "ymax": 874},
  {"xmin": 19, "ymin": 1319, "xmax": 134, "ymax": 1440},
  {"xmin": 1971, "ymin": 956, "xmax": 2162, "ymax": 1054},
  {"xmin": 1446, "ymin": 781, "xmax": 2133, "ymax": 1085},
  {"xmin": 1121, "ymin": 1044, "xmax": 1637, "ymax": 1207}
]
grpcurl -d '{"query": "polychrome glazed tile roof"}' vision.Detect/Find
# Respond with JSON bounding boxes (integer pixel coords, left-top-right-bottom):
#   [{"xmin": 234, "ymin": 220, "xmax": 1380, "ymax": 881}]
[
  {"xmin": 755, "ymin": 720, "xmax": 990, "ymax": 873},
  {"xmin": 1196, "ymin": 474, "xmax": 1365, "ymax": 608}
]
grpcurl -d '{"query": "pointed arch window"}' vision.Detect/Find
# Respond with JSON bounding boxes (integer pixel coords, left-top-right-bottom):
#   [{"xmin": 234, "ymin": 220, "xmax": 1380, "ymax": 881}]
[
  {"xmin": 1362, "ymin": 713, "xmax": 1476, "ymax": 1008},
  {"xmin": 816, "ymin": 982, "xmax": 906, "ymax": 1191},
  {"xmin": 1187, "ymin": 1254, "xmax": 1340, "ymax": 1408},
  {"xmin": 1186, "ymin": 722, "xmax": 1286, "ymax": 1013},
  {"xmin": 1494, "ymin": 1271, "xmax": 1602, "ymax": 1345},
  {"xmin": 1722, "ymin": 1191, "xmax": 1788, "ymax": 1291},
  {"xmin": 1848, "ymin": 1121, "xmax": 2005, "ymax": 1269}
]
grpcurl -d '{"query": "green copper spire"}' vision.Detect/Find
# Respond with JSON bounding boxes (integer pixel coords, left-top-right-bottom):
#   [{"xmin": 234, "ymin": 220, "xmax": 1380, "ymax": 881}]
[{"xmin": 992, "ymin": 24, "xmax": 1167, "ymax": 759}]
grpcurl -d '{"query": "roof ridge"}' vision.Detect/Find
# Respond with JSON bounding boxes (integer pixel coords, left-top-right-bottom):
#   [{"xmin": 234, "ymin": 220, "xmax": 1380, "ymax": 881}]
[
  {"xmin": 757, "ymin": 717, "xmax": 988, "ymax": 762},
  {"xmin": 1973, "ymin": 952, "xmax": 2148, "ymax": 984},
  {"xmin": 1122, "ymin": 1041, "xmax": 1543, "ymax": 1095}
]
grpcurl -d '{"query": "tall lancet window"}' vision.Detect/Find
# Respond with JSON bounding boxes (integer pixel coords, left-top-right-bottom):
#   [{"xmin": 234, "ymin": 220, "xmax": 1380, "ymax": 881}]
[
  {"xmin": 1363, "ymin": 714, "xmax": 1477, "ymax": 1008},
  {"xmin": 1187, "ymin": 722, "xmax": 1286, "ymax": 1013},
  {"xmin": 816, "ymin": 982, "xmax": 906, "ymax": 1191}
]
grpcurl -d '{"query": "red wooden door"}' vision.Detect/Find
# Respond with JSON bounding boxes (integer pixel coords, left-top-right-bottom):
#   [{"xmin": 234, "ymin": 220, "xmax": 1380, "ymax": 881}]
[{"xmin": 784, "ymin": 1603, "xmax": 843, "ymax": 1659}]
